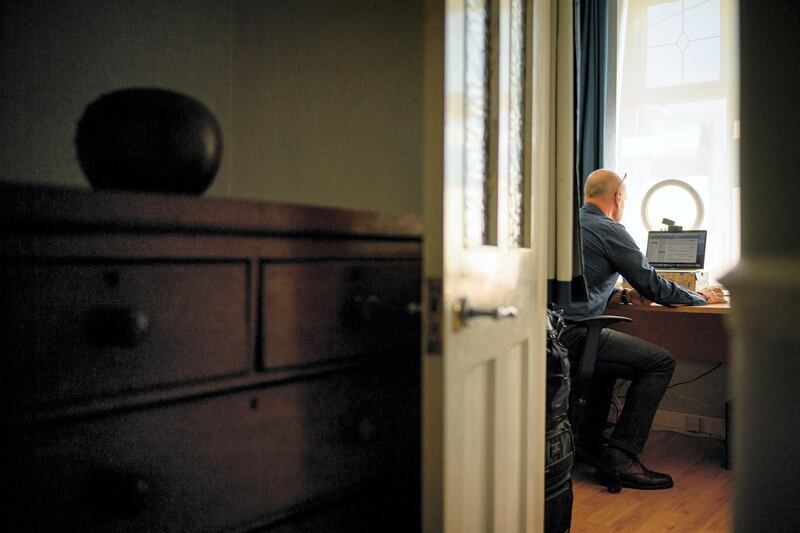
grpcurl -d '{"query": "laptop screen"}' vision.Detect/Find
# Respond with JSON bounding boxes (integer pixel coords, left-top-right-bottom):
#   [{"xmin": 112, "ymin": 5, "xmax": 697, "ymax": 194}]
[{"xmin": 645, "ymin": 230, "xmax": 707, "ymax": 269}]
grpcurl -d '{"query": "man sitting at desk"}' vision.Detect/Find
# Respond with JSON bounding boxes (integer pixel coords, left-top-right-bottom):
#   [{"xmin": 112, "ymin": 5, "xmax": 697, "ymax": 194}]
[{"xmin": 560, "ymin": 169, "xmax": 725, "ymax": 490}]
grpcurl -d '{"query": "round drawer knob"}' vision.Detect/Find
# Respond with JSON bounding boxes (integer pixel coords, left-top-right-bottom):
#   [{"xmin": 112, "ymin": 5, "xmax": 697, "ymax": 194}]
[
  {"xmin": 85, "ymin": 305, "xmax": 150, "ymax": 347},
  {"xmin": 86, "ymin": 468, "xmax": 150, "ymax": 516},
  {"xmin": 344, "ymin": 294, "xmax": 381, "ymax": 326}
]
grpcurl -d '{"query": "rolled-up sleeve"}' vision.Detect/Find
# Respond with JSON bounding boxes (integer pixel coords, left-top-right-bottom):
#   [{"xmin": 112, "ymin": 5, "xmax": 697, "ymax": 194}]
[{"xmin": 606, "ymin": 226, "xmax": 706, "ymax": 306}]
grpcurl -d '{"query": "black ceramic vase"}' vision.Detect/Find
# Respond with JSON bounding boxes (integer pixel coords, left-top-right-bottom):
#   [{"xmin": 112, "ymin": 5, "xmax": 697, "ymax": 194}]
[{"xmin": 75, "ymin": 88, "xmax": 223, "ymax": 194}]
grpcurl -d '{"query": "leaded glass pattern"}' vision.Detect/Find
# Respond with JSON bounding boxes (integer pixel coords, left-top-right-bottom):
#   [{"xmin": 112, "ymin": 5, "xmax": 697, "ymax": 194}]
[
  {"xmin": 507, "ymin": 0, "xmax": 526, "ymax": 248},
  {"xmin": 646, "ymin": 0, "xmax": 721, "ymax": 88},
  {"xmin": 463, "ymin": 0, "xmax": 490, "ymax": 247}
]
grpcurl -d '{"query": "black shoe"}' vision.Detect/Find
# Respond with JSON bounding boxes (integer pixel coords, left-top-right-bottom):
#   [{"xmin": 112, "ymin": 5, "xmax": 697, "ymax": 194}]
[{"xmin": 595, "ymin": 446, "xmax": 673, "ymax": 491}]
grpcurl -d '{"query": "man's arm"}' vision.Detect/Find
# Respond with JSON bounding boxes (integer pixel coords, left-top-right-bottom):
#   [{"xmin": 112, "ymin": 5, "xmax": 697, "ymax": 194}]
[
  {"xmin": 625, "ymin": 285, "xmax": 726, "ymax": 305},
  {"xmin": 604, "ymin": 224, "xmax": 708, "ymax": 306}
]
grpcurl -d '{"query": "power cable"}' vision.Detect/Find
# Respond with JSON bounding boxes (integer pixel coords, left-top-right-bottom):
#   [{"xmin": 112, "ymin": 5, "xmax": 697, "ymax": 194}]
[{"xmin": 667, "ymin": 362, "xmax": 723, "ymax": 389}]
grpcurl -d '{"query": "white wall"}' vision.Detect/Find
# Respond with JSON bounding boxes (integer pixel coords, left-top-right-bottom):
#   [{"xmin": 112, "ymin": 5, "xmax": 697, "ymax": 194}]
[{"xmin": 0, "ymin": 0, "xmax": 424, "ymax": 214}]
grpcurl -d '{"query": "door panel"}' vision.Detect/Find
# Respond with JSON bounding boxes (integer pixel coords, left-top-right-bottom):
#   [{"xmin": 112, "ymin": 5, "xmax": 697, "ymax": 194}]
[
  {"xmin": 422, "ymin": 0, "xmax": 554, "ymax": 531},
  {"xmin": 494, "ymin": 343, "xmax": 525, "ymax": 531},
  {"xmin": 463, "ymin": 362, "xmax": 493, "ymax": 533}
]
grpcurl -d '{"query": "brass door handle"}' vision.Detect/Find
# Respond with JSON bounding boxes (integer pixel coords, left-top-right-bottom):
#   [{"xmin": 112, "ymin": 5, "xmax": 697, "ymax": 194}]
[{"xmin": 452, "ymin": 298, "xmax": 518, "ymax": 331}]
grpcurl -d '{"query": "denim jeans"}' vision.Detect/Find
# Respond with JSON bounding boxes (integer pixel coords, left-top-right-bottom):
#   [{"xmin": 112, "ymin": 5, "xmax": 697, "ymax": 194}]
[{"xmin": 560, "ymin": 326, "xmax": 676, "ymax": 456}]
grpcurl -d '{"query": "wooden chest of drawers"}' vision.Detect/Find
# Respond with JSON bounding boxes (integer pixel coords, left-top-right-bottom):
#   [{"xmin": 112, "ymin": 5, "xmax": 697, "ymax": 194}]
[{"xmin": 0, "ymin": 183, "xmax": 423, "ymax": 532}]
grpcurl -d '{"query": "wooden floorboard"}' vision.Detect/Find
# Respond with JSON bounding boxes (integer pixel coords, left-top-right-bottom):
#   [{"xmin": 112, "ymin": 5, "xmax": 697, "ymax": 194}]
[{"xmin": 570, "ymin": 431, "xmax": 732, "ymax": 532}]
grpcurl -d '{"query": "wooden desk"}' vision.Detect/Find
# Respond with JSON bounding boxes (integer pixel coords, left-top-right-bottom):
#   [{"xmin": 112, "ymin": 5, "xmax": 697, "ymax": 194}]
[{"xmin": 605, "ymin": 302, "xmax": 731, "ymax": 362}]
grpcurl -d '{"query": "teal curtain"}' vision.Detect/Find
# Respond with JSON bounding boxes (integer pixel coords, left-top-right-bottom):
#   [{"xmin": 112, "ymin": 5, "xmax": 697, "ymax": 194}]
[{"xmin": 574, "ymin": 0, "xmax": 609, "ymax": 202}]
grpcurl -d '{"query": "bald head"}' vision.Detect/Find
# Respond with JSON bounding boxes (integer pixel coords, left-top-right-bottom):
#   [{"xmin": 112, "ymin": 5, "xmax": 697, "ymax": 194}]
[
  {"xmin": 584, "ymin": 169, "xmax": 627, "ymax": 222},
  {"xmin": 584, "ymin": 169, "xmax": 624, "ymax": 201}
]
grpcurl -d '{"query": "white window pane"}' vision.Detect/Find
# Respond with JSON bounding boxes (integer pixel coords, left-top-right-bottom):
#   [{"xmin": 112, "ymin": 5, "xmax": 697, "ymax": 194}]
[
  {"xmin": 464, "ymin": 0, "xmax": 489, "ymax": 247},
  {"xmin": 684, "ymin": 0, "xmax": 720, "ymax": 40},
  {"xmin": 647, "ymin": 0, "xmax": 683, "ymax": 22},
  {"xmin": 507, "ymin": 0, "xmax": 526, "ymax": 248},
  {"xmin": 647, "ymin": 45, "xmax": 682, "ymax": 88},
  {"xmin": 647, "ymin": 1, "xmax": 683, "ymax": 46},
  {"xmin": 685, "ymin": 37, "xmax": 721, "ymax": 84},
  {"xmin": 617, "ymin": 0, "xmax": 738, "ymax": 282}
]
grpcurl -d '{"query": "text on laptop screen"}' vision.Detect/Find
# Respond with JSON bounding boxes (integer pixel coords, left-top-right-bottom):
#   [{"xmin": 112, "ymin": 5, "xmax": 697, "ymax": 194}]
[{"xmin": 645, "ymin": 230, "xmax": 707, "ymax": 269}]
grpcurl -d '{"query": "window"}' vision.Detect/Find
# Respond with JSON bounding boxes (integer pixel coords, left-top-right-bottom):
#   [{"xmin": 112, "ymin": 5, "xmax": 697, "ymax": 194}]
[{"xmin": 608, "ymin": 0, "xmax": 739, "ymax": 282}]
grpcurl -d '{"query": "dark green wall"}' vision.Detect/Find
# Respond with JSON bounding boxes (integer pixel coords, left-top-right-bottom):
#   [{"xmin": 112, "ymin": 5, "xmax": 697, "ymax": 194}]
[{"xmin": 0, "ymin": 0, "xmax": 424, "ymax": 214}]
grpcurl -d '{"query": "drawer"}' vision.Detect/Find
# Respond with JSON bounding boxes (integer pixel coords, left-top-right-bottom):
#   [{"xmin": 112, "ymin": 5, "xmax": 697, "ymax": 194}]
[
  {"xmin": 262, "ymin": 480, "xmax": 421, "ymax": 533},
  {"xmin": 261, "ymin": 260, "xmax": 421, "ymax": 369},
  {"xmin": 0, "ymin": 261, "xmax": 250, "ymax": 408},
  {"xmin": 4, "ymin": 365, "xmax": 419, "ymax": 532}
]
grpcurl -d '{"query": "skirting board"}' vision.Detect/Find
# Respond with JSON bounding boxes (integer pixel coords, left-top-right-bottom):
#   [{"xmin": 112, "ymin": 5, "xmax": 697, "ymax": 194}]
[{"xmin": 652, "ymin": 409, "xmax": 726, "ymax": 440}]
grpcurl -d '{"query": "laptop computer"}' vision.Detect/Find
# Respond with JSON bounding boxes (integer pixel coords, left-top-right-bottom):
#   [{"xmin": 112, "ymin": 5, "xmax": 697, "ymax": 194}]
[{"xmin": 645, "ymin": 230, "xmax": 707, "ymax": 270}]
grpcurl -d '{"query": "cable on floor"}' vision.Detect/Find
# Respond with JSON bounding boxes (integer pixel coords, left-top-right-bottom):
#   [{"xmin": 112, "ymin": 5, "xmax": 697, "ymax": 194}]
[{"xmin": 667, "ymin": 362, "xmax": 723, "ymax": 389}]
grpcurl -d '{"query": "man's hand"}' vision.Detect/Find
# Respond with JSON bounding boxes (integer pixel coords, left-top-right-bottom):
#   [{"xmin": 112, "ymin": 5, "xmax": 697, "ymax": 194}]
[
  {"xmin": 699, "ymin": 286, "xmax": 727, "ymax": 304},
  {"xmin": 628, "ymin": 289, "xmax": 652, "ymax": 306}
]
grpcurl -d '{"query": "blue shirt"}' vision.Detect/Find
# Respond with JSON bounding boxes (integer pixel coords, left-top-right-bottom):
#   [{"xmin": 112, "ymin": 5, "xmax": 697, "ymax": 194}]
[{"xmin": 563, "ymin": 203, "xmax": 706, "ymax": 320}]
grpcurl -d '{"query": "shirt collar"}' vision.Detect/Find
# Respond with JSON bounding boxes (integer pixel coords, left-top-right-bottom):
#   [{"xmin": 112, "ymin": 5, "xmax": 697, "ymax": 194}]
[{"xmin": 581, "ymin": 202, "xmax": 606, "ymax": 217}]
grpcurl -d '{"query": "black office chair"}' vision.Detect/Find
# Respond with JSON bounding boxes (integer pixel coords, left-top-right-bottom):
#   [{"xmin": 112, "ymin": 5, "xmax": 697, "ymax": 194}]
[{"xmin": 565, "ymin": 314, "xmax": 632, "ymax": 493}]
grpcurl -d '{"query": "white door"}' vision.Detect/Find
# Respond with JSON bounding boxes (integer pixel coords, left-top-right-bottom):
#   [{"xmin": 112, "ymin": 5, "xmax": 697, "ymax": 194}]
[{"xmin": 422, "ymin": 0, "xmax": 555, "ymax": 532}]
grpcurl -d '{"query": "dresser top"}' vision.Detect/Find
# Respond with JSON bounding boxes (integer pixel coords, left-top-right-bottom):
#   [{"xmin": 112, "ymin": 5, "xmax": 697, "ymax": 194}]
[{"xmin": 0, "ymin": 182, "xmax": 423, "ymax": 239}]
